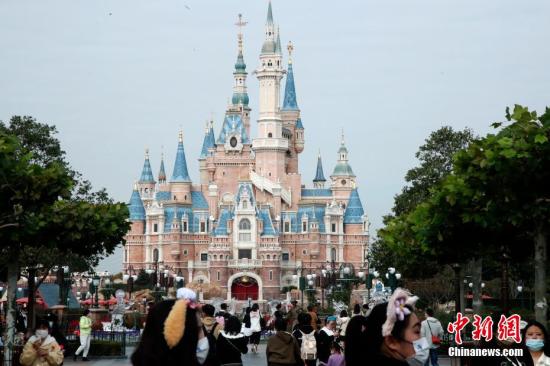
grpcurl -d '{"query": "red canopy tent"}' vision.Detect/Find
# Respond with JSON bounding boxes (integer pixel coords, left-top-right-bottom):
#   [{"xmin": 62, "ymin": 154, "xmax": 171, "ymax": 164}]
[{"xmin": 16, "ymin": 297, "xmax": 45, "ymax": 306}]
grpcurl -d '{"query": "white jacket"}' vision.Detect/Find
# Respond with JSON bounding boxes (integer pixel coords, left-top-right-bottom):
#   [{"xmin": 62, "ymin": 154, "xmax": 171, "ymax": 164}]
[
  {"xmin": 421, "ymin": 317, "xmax": 444, "ymax": 349},
  {"xmin": 250, "ymin": 310, "xmax": 262, "ymax": 332}
]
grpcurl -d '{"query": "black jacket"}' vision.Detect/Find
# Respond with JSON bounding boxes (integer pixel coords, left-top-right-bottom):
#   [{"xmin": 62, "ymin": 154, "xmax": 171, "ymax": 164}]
[
  {"xmin": 316, "ymin": 328, "xmax": 334, "ymax": 364},
  {"xmin": 216, "ymin": 333, "xmax": 248, "ymax": 365}
]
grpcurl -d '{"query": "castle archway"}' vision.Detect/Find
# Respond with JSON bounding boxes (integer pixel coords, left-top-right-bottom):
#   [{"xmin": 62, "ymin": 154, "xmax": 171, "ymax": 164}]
[{"xmin": 227, "ymin": 272, "xmax": 263, "ymax": 301}]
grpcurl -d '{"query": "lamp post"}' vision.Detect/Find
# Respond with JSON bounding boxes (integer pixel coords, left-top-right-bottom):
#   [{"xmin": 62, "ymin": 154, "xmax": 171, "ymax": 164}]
[
  {"xmin": 385, "ymin": 267, "xmax": 401, "ymax": 293},
  {"xmin": 175, "ymin": 270, "xmax": 185, "ymax": 289},
  {"xmin": 92, "ymin": 276, "xmax": 100, "ymax": 308}
]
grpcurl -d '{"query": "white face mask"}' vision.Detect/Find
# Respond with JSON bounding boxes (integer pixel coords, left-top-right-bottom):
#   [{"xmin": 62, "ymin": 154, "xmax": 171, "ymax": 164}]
[
  {"xmin": 196, "ymin": 336, "xmax": 210, "ymax": 365},
  {"xmin": 406, "ymin": 337, "xmax": 430, "ymax": 366},
  {"xmin": 35, "ymin": 329, "xmax": 49, "ymax": 340}
]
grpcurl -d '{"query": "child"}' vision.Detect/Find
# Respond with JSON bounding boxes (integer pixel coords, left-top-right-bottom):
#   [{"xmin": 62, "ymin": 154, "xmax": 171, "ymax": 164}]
[{"xmin": 326, "ymin": 342, "xmax": 345, "ymax": 366}]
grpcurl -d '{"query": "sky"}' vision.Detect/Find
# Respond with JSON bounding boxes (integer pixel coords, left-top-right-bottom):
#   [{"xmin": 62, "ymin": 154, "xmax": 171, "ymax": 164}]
[{"xmin": 1, "ymin": 0, "xmax": 549, "ymax": 273}]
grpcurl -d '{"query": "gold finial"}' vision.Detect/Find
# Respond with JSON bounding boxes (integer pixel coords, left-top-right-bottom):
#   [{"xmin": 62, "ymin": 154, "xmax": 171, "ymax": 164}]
[
  {"xmin": 178, "ymin": 130, "xmax": 183, "ymax": 143},
  {"xmin": 161, "ymin": 145, "xmax": 164, "ymax": 160},
  {"xmin": 287, "ymin": 41, "xmax": 294, "ymax": 64},
  {"xmin": 133, "ymin": 181, "xmax": 138, "ymax": 190},
  {"xmin": 235, "ymin": 13, "xmax": 247, "ymax": 53},
  {"xmin": 145, "ymin": 147, "xmax": 150, "ymax": 159}
]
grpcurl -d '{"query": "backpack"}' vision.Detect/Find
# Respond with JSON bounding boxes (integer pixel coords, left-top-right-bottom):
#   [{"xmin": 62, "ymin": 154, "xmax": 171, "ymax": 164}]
[{"xmin": 300, "ymin": 330, "xmax": 317, "ymax": 360}]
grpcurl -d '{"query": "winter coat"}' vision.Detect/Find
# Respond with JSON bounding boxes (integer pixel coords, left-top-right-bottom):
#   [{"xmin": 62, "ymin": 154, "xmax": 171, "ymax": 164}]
[
  {"xmin": 216, "ymin": 332, "xmax": 248, "ymax": 365},
  {"xmin": 250, "ymin": 310, "xmax": 262, "ymax": 332},
  {"xmin": 266, "ymin": 331, "xmax": 301, "ymax": 366},
  {"xmin": 420, "ymin": 317, "xmax": 444, "ymax": 349},
  {"xmin": 203, "ymin": 317, "xmax": 222, "ymax": 339},
  {"xmin": 337, "ymin": 316, "xmax": 350, "ymax": 336},
  {"xmin": 20, "ymin": 335, "xmax": 64, "ymax": 366},
  {"xmin": 316, "ymin": 327, "xmax": 335, "ymax": 364}
]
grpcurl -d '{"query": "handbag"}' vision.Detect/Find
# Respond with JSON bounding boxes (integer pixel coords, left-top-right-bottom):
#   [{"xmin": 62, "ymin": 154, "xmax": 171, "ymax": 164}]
[{"xmin": 427, "ymin": 321, "xmax": 441, "ymax": 345}]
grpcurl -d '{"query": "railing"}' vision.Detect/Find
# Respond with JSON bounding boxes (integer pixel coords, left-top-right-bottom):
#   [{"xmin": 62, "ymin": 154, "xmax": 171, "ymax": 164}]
[
  {"xmin": 249, "ymin": 171, "xmax": 292, "ymax": 205},
  {"xmin": 189, "ymin": 260, "xmax": 209, "ymax": 269},
  {"xmin": 227, "ymin": 259, "xmax": 263, "ymax": 269},
  {"xmin": 280, "ymin": 260, "xmax": 301, "ymax": 269}
]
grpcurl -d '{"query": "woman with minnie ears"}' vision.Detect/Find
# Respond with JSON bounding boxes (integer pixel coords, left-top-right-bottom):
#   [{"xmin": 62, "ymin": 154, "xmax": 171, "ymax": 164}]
[
  {"xmin": 131, "ymin": 288, "xmax": 214, "ymax": 366},
  {"xmin": 346, "ymin": 288, "xmax": 430, "ymax": 366}
]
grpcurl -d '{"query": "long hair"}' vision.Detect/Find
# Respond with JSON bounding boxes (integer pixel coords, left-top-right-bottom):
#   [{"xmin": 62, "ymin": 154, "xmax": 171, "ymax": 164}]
[
  {"xmin": 344, "ymin": 315, "xmax": 367, "ymax": 366},
  {"xmin": 522, "ymin": 320, "xmax": 549, "ymax": 355}
]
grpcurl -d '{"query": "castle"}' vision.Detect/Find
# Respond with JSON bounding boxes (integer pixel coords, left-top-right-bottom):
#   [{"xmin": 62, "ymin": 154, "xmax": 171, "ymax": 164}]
[{"xmin": 124, "ymin": 2, "xmax": 369, "ymax": 302}]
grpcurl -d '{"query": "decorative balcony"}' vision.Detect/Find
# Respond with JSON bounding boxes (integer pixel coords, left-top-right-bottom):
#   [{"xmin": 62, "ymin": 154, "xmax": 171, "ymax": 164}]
[
  {"xmin": 189, "ymin": 260, "xmax": 209, "ymax": 269},
  {"xmin": 280, "ymin": 260, "xmax": 301, "ymax": 269},
  {"xmin": 227, "ymin": 258, "xmax": 262, "ymax": 269}
]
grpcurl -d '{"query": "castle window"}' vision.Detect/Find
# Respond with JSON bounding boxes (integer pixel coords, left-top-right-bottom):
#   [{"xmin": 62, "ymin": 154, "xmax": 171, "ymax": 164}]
[
  {"xmin": 269, "ymin": 271, "xmax": 273, "ymax": 281},
  {"xmin": 331, "ymin": 223, "xmax": 337, "ymax": 233},
  {"xmin": 182, "ymin": 221, "xmax": 188, "ymax": 233},
  {"xmin": 242, "ymin": 200, "xmax": 248, "ymax": 209},
  {"xmin": 268, "ymin": 132, "xmax": 273, "ymax": 138},
  {"xmin": 184, "ymin": 195, "xmax": 187, "ymax": 201},
  {"xmin": 213, "ymin": 254, "xmax": 217, "ymax": 260},
  {"xmin": 302, "ymin": 221, "xmax": 307, "ymax": 233},
  {"xmin": 200, "ymin": 221, "xmax": 206, "ymax": 233},
  {"xmin": 341, "ymin": 180, "xmax": 346, "ymax": 186},
  {"xmin": 200, "ymin": 253, "xmax": 208, "ymax": 262},
  {"xmin": 331, "ymin": 248, "xmax": 336, "ymax": 261},
  {"xmin": 153, "ymin": 223, "xmax": 158, "ymax": 233},
  {"xmin": 239, "ymin": 218, "xmax": 251, "ymax": 242},
  {"xmin": 284, "ymin": 221, "xmax": 290, "ymax": 233},
  {"xmin": 282, "ymin": 252, "xmax": 289, "ymax": 261},
  {"xmin": 153, "ymin": 248, "xmax": 159, "ymax": 262},
  {"xmin": 183, "ymin": 249, "xmax": 188, "ymax": 256},
  {"xmin": 302, "ymin": 249, "xmax": 307, "ymax": 255},
  {"xmin": 173, "ymin": 195, "xmax": 177, "ymax": 200},
  {"xmin": 217, "ymin": 271, "xmax": 220, "ymax": 281},
  {"xmin": 267, "ymin": 254, "xmax": 271, "ymax": 260},
  {"xmin": 238, "ymin": 249, "xmax": 252, "ymax": 259},
  {"xmin": 230, "ymin": 136, "xmax": 238, "ymax": 148}
]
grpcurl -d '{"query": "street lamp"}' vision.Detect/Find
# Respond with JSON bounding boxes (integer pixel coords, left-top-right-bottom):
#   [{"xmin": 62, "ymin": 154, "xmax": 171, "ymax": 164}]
[
  {"xmin": 385, "ymin": 267, "xmax": 401, "ymax": 293},
  {"xmin": 92, "ymin": 276, "xmax": 100, "ymax": 308}
]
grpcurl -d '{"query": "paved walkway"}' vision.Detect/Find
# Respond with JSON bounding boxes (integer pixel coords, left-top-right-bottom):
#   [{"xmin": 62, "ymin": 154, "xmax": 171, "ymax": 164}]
[{"xmin": 63, "ymin": 344, "xmax": 454, "ymax": 366}]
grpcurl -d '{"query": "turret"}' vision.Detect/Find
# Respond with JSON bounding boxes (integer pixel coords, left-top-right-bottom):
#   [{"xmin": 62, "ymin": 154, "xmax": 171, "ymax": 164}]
[
  {"xmin": 137, "ymin": 148, "xmax": 156, "ymax": 201},
  {"xmin": 199, "ymin": 121, "xmax": 215, "ymax": 186},
  {"xmin": 330, "ymin": 131, "xmax": 356, "ymax": 197},
  {"xmin": 170, "ymin": 131, "xmax": 192, "ymax": 204},
  {"xmin": 128, "ymin": 183, "xmax": 146, "ymax": 234},
  {"xmin": 313, "ymin": 151, "xmax": 326, "ymax": 188}
]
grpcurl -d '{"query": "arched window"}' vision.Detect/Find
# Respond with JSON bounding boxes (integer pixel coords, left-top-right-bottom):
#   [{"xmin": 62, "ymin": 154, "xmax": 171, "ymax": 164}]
[
  {"xmin": 239, "ymin": 218, "xmax": 252, "ymax": 242},
  {"xmin": 331, "ymin": 248, "xmax": 336, "ymax": 262},
  {"xmin": 267, "ymin": 254, "xmax": 271, "ymax": 260},
  {"xmin": 153, "ymin": 248, "xmax": 159, "ymax": 263},
  {"xmin": 239, "ymin": 219, "xmax": 251, "ymax": 230}
]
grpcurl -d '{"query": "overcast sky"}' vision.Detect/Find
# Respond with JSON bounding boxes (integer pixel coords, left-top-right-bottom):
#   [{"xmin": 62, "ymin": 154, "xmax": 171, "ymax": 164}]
[{"xmin": 1, "ymin": 0, "xmax": 549, "ymax": 273}]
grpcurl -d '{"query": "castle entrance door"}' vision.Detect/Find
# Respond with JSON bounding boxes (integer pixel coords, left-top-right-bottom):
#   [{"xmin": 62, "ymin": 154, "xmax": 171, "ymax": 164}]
[{"xmin": 231, "ymin": 275, "xmax": 259, "ymax": 300}]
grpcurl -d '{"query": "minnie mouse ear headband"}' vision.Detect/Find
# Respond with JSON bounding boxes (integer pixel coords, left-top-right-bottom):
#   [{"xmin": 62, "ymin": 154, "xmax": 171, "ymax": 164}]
[
  {"xmin": 382, "ymin": 288, "xmax": 419, "ymax": 337},
  {"xmin": 164, "ymin": 288, "xmax": 198, "ymax": 349}
]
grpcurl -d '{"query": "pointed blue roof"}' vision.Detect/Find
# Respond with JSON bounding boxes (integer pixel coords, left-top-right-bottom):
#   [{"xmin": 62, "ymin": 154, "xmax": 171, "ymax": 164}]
[
  {"xmin": 217, "ymin": 114, "xmax": 250, "ymax": 144},
  {"xmin": 129, "ymin": 188, "xmax": 146, "ymax": 221},
  {"xmin": 313, "ymin": 154, "xmax": 326, "ymax": 182},
  {"xmin": 258, "ymin": 208, "xmax": 278, "ymax": 236},
  {"xmin": 295, "ymin": 118, "xmax": 304, "ymax": 129},
  {"xmin": 344, "ymin": 189, "xmax": 365, "ymax": 224},
  {"xmin": 275, "ymin": 31, "xmax": 282, "ymax": 54},
  {"xmin": 266, "ymin": 1, "xmax": 273, "ymax": 24},
  {"xmin": 171, "ymin": 132, "xmax": 191, "ymax": 182},
  {"xmin": 200, "ymin": 124, "xmax": 216, "ymax": 159},
  {"xmin": 283, "ymin": 62, "xmax": 299, "ymax": 110},
  {"xmin": 158, "ymin": 156, "xmax": 166, "ymax": 181},
  {"xmin": 139, "ymin": 151, "xmax": 155, "ymax": 183}
]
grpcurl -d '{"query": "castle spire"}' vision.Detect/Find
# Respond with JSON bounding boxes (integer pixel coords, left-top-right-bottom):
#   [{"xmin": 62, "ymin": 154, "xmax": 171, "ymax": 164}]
[
  {"xmin": 266, "ymin": 1, "xmax": 273, "ymax": 25},
  {"xmin": 275, "ymin": 27, "xmax": 282, "ymax": 54},
  {"xmin": 128, "ymin": 183, "xmax": 146, "ymax": 221},
  {"xmin": 261, "ymin": 1, "xmax": 277, "ymax": 55},
  {"xmin": 313, "ymin": 150, "xmax": 326, "ymax": 188},
  {"xmin": 282, "ymin": 41, "xmax": 299, "ymax": 110},
  {"xmin": 332, "ymin": 130, "xmax": 355, "ymax": 177},
  {"xmin": 139, "ymin": 148, "xmax": 155, "ymax": 183},
  {"xmin": 158, "ymin": 149, "xmax": 166, "ymax": 183},
  {"xmin": 200, "ymin": 120, "xmax": 216, "ymax": 158},
  {"xmin": 170, "ymin": 131, "xmax": 191, "ymax": 182},
  {"xmin": 232, "ymin": 13, "xmax": 249, "ymax": 107}
]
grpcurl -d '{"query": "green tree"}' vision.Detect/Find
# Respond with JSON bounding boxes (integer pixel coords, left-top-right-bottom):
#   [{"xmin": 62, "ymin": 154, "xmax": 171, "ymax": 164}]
[{"xmin": 0, "ymin": 116, "xmax": 130, "ymax": 363}]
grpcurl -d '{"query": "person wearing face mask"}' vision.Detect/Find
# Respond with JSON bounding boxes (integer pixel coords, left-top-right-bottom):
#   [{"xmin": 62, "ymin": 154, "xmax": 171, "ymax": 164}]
[
  {"xmin": 347, "ymin": 288, "xmax": 430, "ymax": 366},
  {"xmin": 522, "ymin": 320, "xmax": 550, "ymax": 366},
  {"xmin": 20, "ymin": 318, "xmax": 64, "ymax": 366}
]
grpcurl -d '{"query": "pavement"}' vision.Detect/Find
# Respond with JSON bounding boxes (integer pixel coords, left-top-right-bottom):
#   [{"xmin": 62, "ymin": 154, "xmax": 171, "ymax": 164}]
[{"xmin": 63, "ymin": 343, "xmax": 454, "ymax": 366}]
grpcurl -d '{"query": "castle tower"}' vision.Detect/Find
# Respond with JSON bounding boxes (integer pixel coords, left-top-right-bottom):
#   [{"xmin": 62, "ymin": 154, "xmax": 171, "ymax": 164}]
[
  {"xmin": 313, "ymin": 151, "xmax": 326, "ymax": 188},
  {"xmin": 253, "ymin": 1, "xmax": 288, "ymax": 181},
  {"xmin": 137, "ymin": 149, "xmax": 156, "ymax": 202},
  {"xmin": 330, "ymin": 131, "xmax": 356, "ymax": 201},
  {"xmin": 170, "ymin": 131, "xmax": 192, "ymax": 204},
  {"xmin": 227, "ymin": 14, "xmax": 252, "ymax": 137},
  {"xmin": 199, "ymin": 120, "xmax": 215, "ymax": 186}
]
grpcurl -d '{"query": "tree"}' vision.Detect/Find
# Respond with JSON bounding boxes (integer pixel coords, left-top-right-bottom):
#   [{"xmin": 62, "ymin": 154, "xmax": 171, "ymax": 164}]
[
  {"xmin": 393, "ymin": 126, "xmax": 475, "ymax": 216},
  {"xmin": 386, "ymin": 106, "xmax": 549, "ymax": 324},
  {"xmin": 372, "ymin": 127, "xmax": 475, "ymax": 279},
  {"xmin": 0, "ymin": 116, "xmax": 130, "ymax": 364}
]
